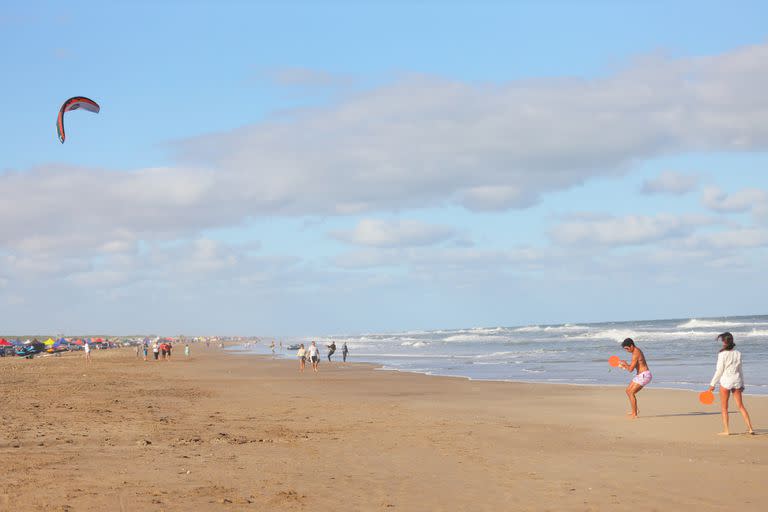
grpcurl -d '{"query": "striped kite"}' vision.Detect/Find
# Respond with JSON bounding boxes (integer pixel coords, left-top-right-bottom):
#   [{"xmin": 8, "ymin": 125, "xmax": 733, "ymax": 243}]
[{"xmin": 57, "ymin": 96, "xmax": 100, "ymax": 143}]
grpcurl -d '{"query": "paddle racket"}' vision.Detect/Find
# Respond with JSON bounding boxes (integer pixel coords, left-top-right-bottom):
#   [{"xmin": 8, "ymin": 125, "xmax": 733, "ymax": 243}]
[
  {"xmin": 699, "ymin": 390, "xmax": 715, "ymax": 405},
  {"xmin": 608, "ymin": 355, "xmax": 620, "ymax": 367}
]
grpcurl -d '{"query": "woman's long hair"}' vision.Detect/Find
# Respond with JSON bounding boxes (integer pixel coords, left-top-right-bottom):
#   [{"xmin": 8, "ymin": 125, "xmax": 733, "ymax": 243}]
[{"xmin": 718, "ymin": 331, "xmax": 735, "ymax": 352}]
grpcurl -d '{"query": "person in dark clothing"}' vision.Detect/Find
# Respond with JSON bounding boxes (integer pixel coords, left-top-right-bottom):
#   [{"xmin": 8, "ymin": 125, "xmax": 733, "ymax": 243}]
[
  {"xmin": 327, "ymin": 341, "xmax": 336, "ymax": 362},
  {"xmin": 342, "ymin": 343, "xmax": 349, "ymax": 362}
]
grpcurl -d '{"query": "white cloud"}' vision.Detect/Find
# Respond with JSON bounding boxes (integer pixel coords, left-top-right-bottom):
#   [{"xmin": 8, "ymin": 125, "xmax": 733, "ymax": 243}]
[
  {"xmin": 550, "ymin": 213, "xmax": 714, "ymax": 246},
  {"xmin": 641, "ymin": 171, "xmax": 700, "ymax": 195},
  {"xmin": 330, "ymin": 219, "xmax": 456, "ymax": 248},
  {"xmin": 701, "ymin": 186, "xmax": 768, "ymax": 219},
  {"xmin": 174, "ymin": 42, "xmax": 768, "ymax": 216},
  {"xmin": 681, "ymin": 226, "xmax": 768, "ymax": 250},
  {"xmin": 333, "ymin": 246, "xmax": 546, "ymax": 272}
]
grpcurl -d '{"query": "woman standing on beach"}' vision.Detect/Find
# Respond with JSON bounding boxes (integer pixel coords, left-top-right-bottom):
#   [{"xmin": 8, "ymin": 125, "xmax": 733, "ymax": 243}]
[
  {"xmin": 84, "ymin": 340, "xmax": 92, "ymax": 364},
  {"xmin": 708, "ymin": 332, "xmax": 755, "ymax": 435},
  {"xmin": 297, "ymin": 344, "xmax": 306, "ymax": 372}
]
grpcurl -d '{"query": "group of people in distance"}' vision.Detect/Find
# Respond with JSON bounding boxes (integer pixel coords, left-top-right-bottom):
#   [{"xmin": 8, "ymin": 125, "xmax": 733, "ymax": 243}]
[
  {"xmin": 295, "ymin": 341, "xmax": 349, "ymax": 373},
  {"xmin": 134, "ymin": 340, "xmax": 191, "ymax": 362},
  {"xmin": 616, "ymin": 331, "xmax": 755, "ymax": 435}
]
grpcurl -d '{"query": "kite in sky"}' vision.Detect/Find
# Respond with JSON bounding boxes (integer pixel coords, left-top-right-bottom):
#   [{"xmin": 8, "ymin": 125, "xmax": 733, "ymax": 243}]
[{"xmin": 57, "ymin": 96, "xmax": 100, "ymax": 143}]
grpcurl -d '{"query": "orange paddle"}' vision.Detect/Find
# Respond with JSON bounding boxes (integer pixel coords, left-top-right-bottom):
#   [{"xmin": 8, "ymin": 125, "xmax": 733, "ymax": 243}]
[
  {"xmin": 699, "ymin": 390, "xmax": 715, "ymax": 405},
  {"xmin": 608, "ymin": 355, "xmax": 620, "ymax": 367}
]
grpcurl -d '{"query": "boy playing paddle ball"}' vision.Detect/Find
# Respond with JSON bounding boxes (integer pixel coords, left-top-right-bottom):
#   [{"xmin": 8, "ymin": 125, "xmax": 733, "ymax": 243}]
[{"xmin": 618, "ymin": 338, "xmax": 652, "ymax": 419}]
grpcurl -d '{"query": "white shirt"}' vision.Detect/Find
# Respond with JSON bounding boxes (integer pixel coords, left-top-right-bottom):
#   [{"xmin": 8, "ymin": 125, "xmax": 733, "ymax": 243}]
[
  {"xmin": 308, "ymin": 345, "xmax": 319, "ymax": 357},
  {"xmin": 84, "ymin": 343, "xmax": 91, "ymax": 353},
  {"xmin": 710, "ymin": 349, "xmax": 744, "ymax": 389}
]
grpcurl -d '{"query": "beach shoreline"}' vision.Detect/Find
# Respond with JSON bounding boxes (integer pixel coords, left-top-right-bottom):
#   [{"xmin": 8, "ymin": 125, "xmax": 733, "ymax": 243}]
[{"xmin": 1, "ymin": 346, "xmax": 766, "ymax": 511}]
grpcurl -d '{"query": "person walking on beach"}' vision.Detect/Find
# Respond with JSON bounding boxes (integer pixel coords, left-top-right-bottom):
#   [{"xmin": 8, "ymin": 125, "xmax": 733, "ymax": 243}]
[
  {"xmin": 84, "ymin": 340, "xmax": 92, "ymax": 364},
  {"xmin": 618, "ymin": 338, "xmax": 651, "ymax": 419},
  {"xmin": 270, "ymin": 341, "xmax": 276, "ymax": 354},
  {"xmin": 327, "ymin": 341, "xmax": 336, "ymax": 362},
  {"xmin": 297, "ymin": 344, "xmax": 306, "ymax": 372},
  {"xmin": 143, "ymin": 342, "xmax": 149, "ymax": 361},
  {"xmin": 708, "ymin": 332, "xmax": 755, "ymax": 435},
  {"xmin": 152, "ymin": 341, "xmax": 159, "ymax": 361},
  {"xmin": 184, "ymin": 343, "xmax": 190, "ymax": 357},
  {"xmin": 342, "ymin": 342, "xmax": 349, "ymax": 363},
  {"xmin": 308, "ymin": 341, "xmax": 320, "ymax": 372}
]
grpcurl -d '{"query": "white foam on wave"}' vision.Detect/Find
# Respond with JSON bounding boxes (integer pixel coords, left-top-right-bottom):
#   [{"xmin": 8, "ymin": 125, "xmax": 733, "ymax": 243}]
[
  {"xmin": 514, "ymin": 324, "xmax": 587, "ymax": 333},
  {"xmin": 676, "ymin": 318, "xmax": 764, "ymax": 329},
  {"xmin": 442, "ymin": 334, "xmax": 510, "ymax": 343},
  {"xmin": 400, "ymin": 341, "xmax": 428, "ymax": 347},
  {"xmin": 744, "ymin": 329, "xmax": 768, "ymax": 337},
  {"xmin": 572, "ymin": 329, "xmax": 717, "ymax": 343}
]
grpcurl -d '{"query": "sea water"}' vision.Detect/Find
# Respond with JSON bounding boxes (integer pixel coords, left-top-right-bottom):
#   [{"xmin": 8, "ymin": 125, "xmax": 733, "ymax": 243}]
[{"xmin": 234, "ymin": 315, "xmax": 768, "ymax": 394}]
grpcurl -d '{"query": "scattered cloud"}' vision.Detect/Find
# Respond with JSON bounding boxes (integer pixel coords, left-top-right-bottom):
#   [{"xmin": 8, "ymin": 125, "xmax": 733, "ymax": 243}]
[
  {"xmin": 330, "ymin": 219, "xmax": 456, "ymax": 248},
  {"xmin": 641, "ymin": 171, "xmax": 700, "ymax": 195},
  {"xmin": 175, "ymin": 42, "xmax": 768, "ymax": 216},
  {"xmin": 701, "ymin": 186, "xmax": 768, "ymax": 219},
  {"xmin": 550, "ymin": 213, "xmax": 714, "ymax": 246}
]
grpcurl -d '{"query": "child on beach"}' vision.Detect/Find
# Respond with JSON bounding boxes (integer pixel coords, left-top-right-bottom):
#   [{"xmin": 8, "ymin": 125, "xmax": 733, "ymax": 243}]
[
  {"xmin": 708, "ymin": 332, "xmax": 755, "ymax": 435},
  {"xmin": 342, "ymin": 342, "xmax": 348, "ymax": 363},
  {"xmin": 618, "ymin": 338, "xmax": 651, "ymax": 419}
]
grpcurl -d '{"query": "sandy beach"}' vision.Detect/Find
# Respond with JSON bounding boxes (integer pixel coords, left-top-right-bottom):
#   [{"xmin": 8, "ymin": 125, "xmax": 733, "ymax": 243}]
[{"xmin": 1, "ymin": 347, "xmax": 766, "ymax": 511}]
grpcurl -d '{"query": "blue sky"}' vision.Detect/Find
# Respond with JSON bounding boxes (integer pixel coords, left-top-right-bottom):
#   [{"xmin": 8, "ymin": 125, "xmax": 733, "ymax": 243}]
[{"xmin": 1, "ymin": 1, "xmax": 768, "ymax": 335}]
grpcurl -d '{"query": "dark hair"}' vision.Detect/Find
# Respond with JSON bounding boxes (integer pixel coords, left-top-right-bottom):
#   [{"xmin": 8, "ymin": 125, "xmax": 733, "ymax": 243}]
[
  {"xmin": 718, "ymin": 332, "xmax": 735, "ymax": 352},
  {"xmin": 621, "ymin": 338, "xmax": 635, "ymax": 348}
]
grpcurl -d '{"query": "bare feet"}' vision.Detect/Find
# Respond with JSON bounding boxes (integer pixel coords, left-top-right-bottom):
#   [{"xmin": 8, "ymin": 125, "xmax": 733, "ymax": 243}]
[
  {"xmin": 717, "ymin": 431, "xmax": 731, "ymax": 436},
  {"xmin": 747, "ymin": 430, "xmax": 755, "ymax": 435}
]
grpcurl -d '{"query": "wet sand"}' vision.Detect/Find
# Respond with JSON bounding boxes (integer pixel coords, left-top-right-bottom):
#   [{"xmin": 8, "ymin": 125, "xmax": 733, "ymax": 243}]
[{"xmin": 1, "ymin": 346, "xmax": 766, "ymax": 511}]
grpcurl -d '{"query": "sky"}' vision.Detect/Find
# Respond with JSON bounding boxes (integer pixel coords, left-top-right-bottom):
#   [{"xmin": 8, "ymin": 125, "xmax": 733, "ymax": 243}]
[{"xmin": 1, "ymin": 1, "xmax": 768, "ymax": 336}]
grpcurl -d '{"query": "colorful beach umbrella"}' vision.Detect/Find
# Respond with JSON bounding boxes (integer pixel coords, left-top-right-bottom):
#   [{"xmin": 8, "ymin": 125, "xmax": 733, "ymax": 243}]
[{"xmin": 0, "ymin": 339, "xmax": 12, "ymax": 346}]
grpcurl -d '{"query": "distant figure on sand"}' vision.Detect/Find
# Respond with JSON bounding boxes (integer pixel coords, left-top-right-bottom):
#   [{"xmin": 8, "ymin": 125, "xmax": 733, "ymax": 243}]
[
  {"xmin": 84, "ymin": 340, "xmax": 92, "ymax": 364},
  {"xmin": 618, "ymin": 338, "xmax": 651, "ymax": 418},
  {"xmin": 708, "ymin": 332, "xmax": 755, "ymax": 435},
  {"xmin": 184, "ymin": 343, "xmax": 190, "ymax": 357},
  {"xmin": 152, "ymin": 341, "xmax": 159, "ymax": 360},
  {"xmin": 297, "ymin": 344, "xmax": 306, "ymax": 372},
  {"xmin": 342, "ymin": 342, "xmax": 348, "ymax": 362},
  {"xmin": 270, "ymin": 341, "xmax": 275, "ymax": 354},
  {"xmin": 143, "ymin": 342, "xmax": 148, "ymax": 361},
  {"xmin": 327, "ymin": 341, "xmax": 336, "ymax": 362},
  {"xmin": 308, "ymin": 341, "xmax": 320, "ymax": 372}
]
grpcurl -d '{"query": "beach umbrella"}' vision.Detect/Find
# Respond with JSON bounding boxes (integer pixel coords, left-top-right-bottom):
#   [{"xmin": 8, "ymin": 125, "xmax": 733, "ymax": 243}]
[
  {"xmin": 44, "ymin": 338, "xmax": 55, "ymax": 346},
  {"xmin": 0, "ymin": 339, "xmax": 12, "ymax": 346},
  {"xmin": 73, "ymin": 339, "xmax": 84, "ymax": 346}
]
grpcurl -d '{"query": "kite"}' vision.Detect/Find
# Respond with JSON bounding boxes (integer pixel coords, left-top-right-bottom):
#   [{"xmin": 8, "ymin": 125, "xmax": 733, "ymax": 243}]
[{"xmin": 57, "ymin": 96, "xmax": 100, "ymax": 143}]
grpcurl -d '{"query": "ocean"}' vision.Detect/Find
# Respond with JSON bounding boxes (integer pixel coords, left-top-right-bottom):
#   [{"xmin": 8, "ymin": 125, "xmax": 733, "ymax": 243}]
[{"xmin": 233, "ymin": 315, "xmax": 768, "ymax": 394}]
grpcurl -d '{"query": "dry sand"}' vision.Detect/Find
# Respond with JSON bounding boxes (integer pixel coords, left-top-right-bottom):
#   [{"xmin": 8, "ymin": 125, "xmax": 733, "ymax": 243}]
[{"xmin": 1, "ymin": 346, "xmax": 766, "ymax": 511}]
